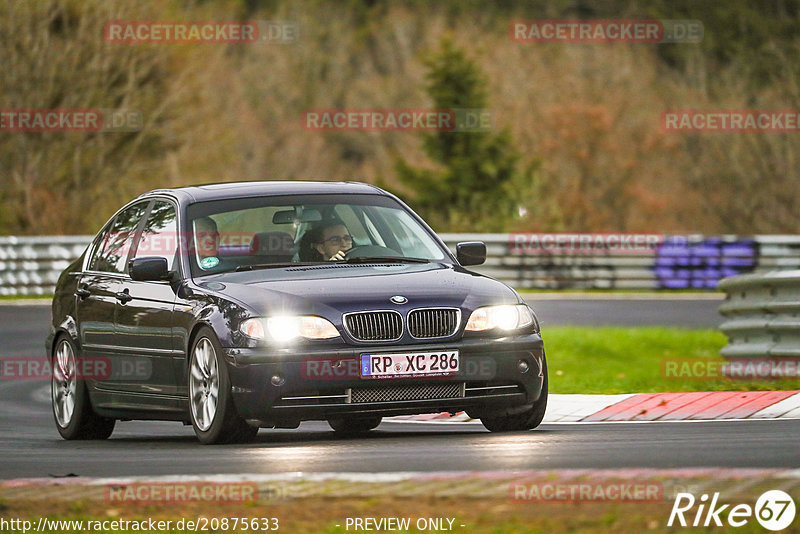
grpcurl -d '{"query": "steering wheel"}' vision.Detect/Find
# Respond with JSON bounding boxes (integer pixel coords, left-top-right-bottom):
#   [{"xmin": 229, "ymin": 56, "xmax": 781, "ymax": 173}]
[{"xmin": 344, "ymin": 245, "xmax": 402, "ymax": 259}]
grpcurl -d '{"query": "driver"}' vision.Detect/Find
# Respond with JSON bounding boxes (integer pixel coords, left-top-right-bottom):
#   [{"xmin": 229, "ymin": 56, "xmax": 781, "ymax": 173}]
[
  {"xmin": 192, "ymin": 216, "xmax": 231, "ymax": 271},
  {"xmin": 313, "ymin": 219, "xmax": 353, "ymax": 261},
  {"xmin": 194, "ymin": 217, "xmax": 220, "ymax": 259}
]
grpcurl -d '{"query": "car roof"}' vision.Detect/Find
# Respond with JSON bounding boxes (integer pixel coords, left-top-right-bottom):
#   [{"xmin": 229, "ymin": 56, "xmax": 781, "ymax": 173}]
[{"xmin": 137, "ymin": 180, "xmax": 387, "ymax": 204}]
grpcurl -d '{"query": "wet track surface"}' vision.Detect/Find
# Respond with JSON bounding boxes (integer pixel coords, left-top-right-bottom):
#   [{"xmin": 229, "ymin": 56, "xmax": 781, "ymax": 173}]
[{"xmin": 2, "ymin": 301, "xmax": 797, "ymax": 480}]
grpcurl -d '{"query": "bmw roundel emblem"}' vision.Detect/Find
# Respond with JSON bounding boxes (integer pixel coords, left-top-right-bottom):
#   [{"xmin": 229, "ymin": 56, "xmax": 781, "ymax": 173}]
[{"xmin": 390, "ymin": 295, "xmax": 408, "ymax": 305}]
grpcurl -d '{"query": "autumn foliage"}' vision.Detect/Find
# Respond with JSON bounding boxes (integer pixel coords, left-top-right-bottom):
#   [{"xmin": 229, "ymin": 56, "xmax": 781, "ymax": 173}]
[{"xmin": 1, "ymin": 0, "xmax": 798, "ymax": 235}]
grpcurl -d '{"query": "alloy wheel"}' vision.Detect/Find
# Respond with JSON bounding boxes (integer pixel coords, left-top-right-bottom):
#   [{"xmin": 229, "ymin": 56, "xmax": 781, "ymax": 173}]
[
  {"xmin": 189, "ymin": 337, "xmax": 219, "ymax": 431},
  {"xmin": 51, "ymin": 339, "xmax": 77, "ymax": 428}
]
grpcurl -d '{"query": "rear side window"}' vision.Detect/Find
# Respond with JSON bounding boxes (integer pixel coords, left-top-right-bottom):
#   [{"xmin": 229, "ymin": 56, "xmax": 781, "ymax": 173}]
[
  {"xmin": 89, "ymin": 202, "xmax": 148, "ymax": 274},
  {"xmin": 133, "ymin": 200, "xmax": 179, "ymax": 271}
]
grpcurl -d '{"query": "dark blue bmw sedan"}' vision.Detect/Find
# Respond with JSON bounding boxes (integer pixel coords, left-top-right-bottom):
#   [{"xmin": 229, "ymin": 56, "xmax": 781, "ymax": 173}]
[{"xmin": 48, "ymin": 181, "xmax": 547, "ymax": 444}]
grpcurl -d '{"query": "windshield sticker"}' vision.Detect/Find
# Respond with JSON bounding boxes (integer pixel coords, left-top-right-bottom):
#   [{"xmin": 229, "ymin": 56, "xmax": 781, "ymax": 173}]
[{"xmin": 200, "ymin": 256, "xmax": 220, "ymax": 269}]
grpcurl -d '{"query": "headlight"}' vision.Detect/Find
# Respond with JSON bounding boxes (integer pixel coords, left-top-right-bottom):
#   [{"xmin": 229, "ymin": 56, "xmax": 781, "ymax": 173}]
[
  {"xmin": 465, "ymin": 304, "xmax": 537, "ymax": 333},
  {"xmin": 240, "ymin": 317, "xmax": 266, "ymax": 339},
  {"xmin": 240, "ymin": 316, "xmax": 340, "ymax": 341}
]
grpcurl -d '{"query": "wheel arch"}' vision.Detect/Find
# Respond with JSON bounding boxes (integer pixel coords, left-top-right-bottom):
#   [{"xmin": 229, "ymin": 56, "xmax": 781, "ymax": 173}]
[
  {"xmin": 186, "ymin": 321, "xmax": 216, "ymax": 364},
  {"xmin": 183, "ymin": 295, "xmax": 252, "ymax": 363},
  {"xmin": 49, "ymin": 316, "xmax": 80, "ymax": 359}
]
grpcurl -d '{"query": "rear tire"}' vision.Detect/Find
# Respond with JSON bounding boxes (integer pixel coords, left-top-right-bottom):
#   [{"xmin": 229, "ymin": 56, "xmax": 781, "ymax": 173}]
[
  {"xmin": 189, "ymin": 327, "xmax": 258, "ymax": 444},
  {"xmin": 328, "ymin": 416, "xmax": 382, "ymax": 434},
  {"xmin": 481, "ymin": 357, "xmax": 548, "ymax": 432},
  {"xmin": 51, "ymin": 336, "xmax": 115, "ymax": 440}
]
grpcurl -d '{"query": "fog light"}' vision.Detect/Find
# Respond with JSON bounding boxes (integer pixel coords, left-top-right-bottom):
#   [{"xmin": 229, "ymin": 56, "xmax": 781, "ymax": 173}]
[
  {"xmin": 517, "ymin": 360, "xmax": 530, "ymax": 374},
  {"xmin": 270, "ymin": 374, "xmax": 285, "ymax": 386}
]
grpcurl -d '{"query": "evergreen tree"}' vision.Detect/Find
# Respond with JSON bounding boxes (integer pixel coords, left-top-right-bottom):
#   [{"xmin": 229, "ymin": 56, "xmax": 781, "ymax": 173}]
[{"xmin": 392, "ymin": 38, "xmax": 538, "ymax": 232}]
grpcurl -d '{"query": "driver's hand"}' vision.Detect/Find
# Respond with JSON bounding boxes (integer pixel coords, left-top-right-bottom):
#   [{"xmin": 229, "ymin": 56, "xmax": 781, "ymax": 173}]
[{"xmin": 329, "ymin": 250, "xmax": 346, "ymax": 261}]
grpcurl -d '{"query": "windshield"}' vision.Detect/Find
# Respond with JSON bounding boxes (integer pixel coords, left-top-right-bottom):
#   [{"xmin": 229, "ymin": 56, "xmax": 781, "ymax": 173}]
[{"xmin": 184, "ymin": 193, "xmax": 449, "ymax": 276}]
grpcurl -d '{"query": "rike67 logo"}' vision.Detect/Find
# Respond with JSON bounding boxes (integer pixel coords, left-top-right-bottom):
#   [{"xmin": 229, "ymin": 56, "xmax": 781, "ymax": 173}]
[{"xmin": 668, "ymin": 490, "xmax": 796, "ymax": 531}]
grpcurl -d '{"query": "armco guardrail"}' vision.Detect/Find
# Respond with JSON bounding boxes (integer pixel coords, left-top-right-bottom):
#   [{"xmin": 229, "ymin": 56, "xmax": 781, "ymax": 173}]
[
  {"xmin": 0, "ymin": 236, "xmax": 92, "ymax": 296},
  {"xmin": 0, "ymin": 234, "xmax": 798, "ymax": 296},
  {"xmin": 718, "ymin": 270, "xmax": 800, "ymax": 360}
]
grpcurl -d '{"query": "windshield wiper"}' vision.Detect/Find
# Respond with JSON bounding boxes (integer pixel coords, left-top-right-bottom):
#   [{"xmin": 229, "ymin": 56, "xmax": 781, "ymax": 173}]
[
  {"xmin": 343, "ymin": 256, "xmax": 429, "ymax": 264},
  {"xmin": 235, "ymin": 258, "xmax": 430, "ymax": 271},
  {"xmin": 235, "ymin": 262, "xmax": 322, "ymax": 272}
]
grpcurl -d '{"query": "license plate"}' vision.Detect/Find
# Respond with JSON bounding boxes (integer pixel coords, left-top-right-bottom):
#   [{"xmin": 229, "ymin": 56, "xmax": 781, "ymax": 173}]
[{"xmin": 360, "ymin": 350, "xmax": 459, "ymax": 379}]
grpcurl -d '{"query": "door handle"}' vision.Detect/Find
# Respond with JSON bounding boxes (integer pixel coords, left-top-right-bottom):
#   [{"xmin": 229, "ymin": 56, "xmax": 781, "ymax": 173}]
[
  {"xmin": 115, "ymin": 289, "xmax": 133, "ymax": 304},
  {"xmin": 76, "ymin": 286, "xmax": 91, "ymax": 299}
]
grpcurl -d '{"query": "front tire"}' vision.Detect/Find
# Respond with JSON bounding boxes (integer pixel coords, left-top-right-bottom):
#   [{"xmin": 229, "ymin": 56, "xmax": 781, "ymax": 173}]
[
  {"xmin": 481, "ymin": 357, "xmax": 548, "ymax": 432},
  {"xmin": 51, "ymin": 336, "xmax": 115, "ymax": 440},
  {"xmin": 189, "ymin": 327, "xmax": 258, "ymax": 444}
]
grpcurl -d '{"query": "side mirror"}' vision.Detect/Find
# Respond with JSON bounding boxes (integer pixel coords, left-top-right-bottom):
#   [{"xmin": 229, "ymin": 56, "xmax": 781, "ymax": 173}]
[
  {"xmin": 456, "ymin": 241, "xmax": 486, "ymax": 266},
  {"xmin": 129, "ymin": 257, "xmax": 169, "ymax": 281}
]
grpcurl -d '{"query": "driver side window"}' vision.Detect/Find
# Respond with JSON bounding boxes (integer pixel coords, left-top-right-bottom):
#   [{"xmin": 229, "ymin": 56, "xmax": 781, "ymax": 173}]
[{"xmin": 133, "ymin": 200, "xmax": 178, "ymax": 271}]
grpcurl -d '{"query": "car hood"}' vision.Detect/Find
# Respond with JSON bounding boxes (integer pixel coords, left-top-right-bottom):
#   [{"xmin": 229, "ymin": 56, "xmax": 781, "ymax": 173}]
[{"xmin": 196, "ymin": 262, "xmax": 520, "ymax": 316}]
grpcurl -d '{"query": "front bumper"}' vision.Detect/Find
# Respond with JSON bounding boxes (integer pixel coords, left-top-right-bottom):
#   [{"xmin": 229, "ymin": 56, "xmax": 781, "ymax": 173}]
[{"xmin": 224, "ymin": 334, "xmax": 545, "ymax": 424}]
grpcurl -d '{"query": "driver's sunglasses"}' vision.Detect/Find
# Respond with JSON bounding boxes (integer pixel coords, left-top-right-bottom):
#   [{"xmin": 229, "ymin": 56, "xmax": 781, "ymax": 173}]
[{"xmin": 322, "ymin": 234, "xmax": 353, "ymax": 246}]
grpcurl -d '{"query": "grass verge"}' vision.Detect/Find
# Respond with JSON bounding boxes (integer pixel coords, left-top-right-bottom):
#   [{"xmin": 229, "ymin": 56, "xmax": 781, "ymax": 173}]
[
  {"xmin": 546, "ymin": 327, "xmax": 800, "ymax": 394},
  {"xmin": 0, "ymin": 294, "xmax": 51, "ymax": 301}
]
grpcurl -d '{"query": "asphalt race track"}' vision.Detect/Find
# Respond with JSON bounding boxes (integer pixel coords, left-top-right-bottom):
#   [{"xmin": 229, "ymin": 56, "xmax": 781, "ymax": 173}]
[{"xmin": 2, "ymin": 300, "xmax": 797, "ymax": 480}]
